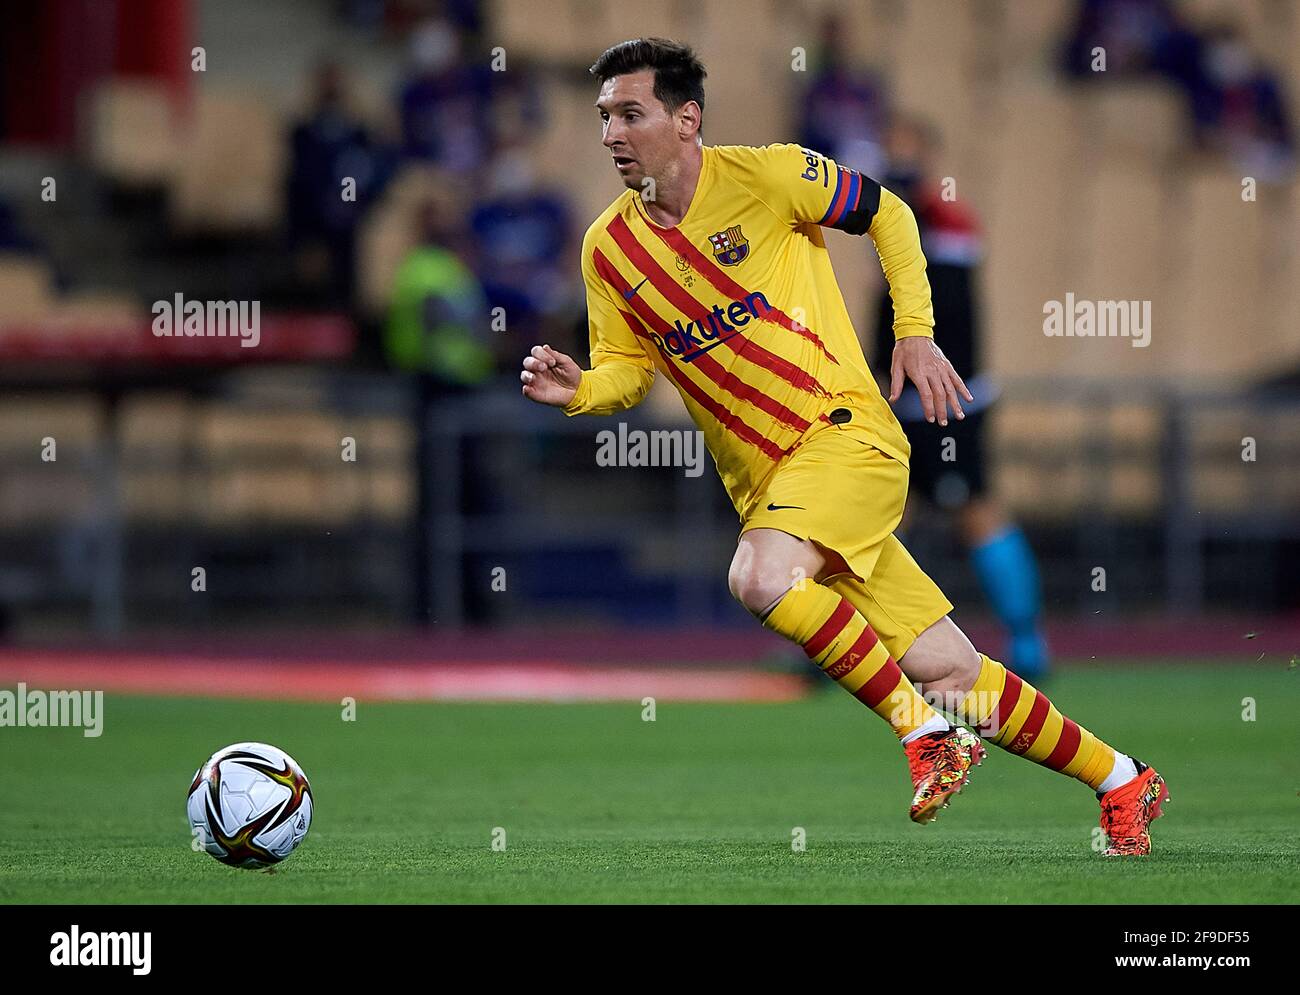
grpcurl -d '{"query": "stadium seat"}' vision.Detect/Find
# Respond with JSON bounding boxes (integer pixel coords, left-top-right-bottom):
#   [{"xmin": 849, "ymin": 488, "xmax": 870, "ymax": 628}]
[
  {"xmin": 989, "ymin": 402, "xmax": 1090, "ymax": 516},
  {"xmin": 169, "ymin": 92, "xmax": 285, "ymax": 234},
  {"xmin": 85, "ymin": 80, "xmax": 180, "ymax": 188},
  {"xmin": 997, "ymin": 0, "xmax": 1077, "ymax": 73},
  {"xmin": 983, "ymin": 90, "xmax": 1082, "ymax": 377},
  {"xmin": 494, "ymin": 0, "xmax": 579, "ymax": 62},
  {"xmin": 1176, "ymin": 167, "xmax": 1267, "ymax": 377},
  {"xmin": 1082, "ymin": 85, "xmax": 1185, "ymax": 164},
  {"xmin": 0, "ymin": 255, "xmax": 56, "ymax": 324},
  {"xmin": 892, "ymin": 2, "xmax": 975, "ymax": 142},
  {"xmin": 47, "ymin": 291, "xmax": 145, "ymax": 340},
  {"xmin": 1071, "ymin": 163, "xmax": 1165, "ymax": 380}
]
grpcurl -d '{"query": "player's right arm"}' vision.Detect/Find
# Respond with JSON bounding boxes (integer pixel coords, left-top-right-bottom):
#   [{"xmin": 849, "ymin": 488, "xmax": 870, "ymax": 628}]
[{"xmin": 521, "ymin": 228, "xmax": 656, "ymax": 414}]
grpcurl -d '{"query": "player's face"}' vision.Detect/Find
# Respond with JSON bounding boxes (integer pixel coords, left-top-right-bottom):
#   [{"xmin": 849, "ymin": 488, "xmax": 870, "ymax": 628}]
[{"xmin": 596, "ymin": 71, "xmax": 678, "ymax": 190}]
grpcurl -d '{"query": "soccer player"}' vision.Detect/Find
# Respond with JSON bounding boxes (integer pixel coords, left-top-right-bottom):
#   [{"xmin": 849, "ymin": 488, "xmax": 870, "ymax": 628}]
[
  {"xmin": 870, "ymin": 115, "xmax": 1050, "ymax": 679},
  {"xmin": 520, "ymin": 39, "xmax": 1167, "ymax": 854}
]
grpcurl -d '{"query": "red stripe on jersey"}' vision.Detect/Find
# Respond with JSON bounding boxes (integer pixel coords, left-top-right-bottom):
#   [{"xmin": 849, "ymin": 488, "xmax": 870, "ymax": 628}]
[
  {"xmin": 645, "ymin": 224, "xmax": 840, "ymax": 366},
  {"xmin": 593, "ymin": 253, "xmax": 792, "ymax": 463},
  {"xmin": 606, "ymin": 215, "xmax": 825, "ymax": 395},
  {"xmin": 690, "ymin": 360, "xmax": 810, "ymax": 432},
  {"xmin": 1043, "ymin": 717, "xmax": 1082, "ymax": 771},
  {"xmin": 654, "ymin": 349, "xmax": 791, "ymax": 463},
  {"xmin": 802, "ymin": 597, "xmax": 854, "ymax": 658},
  {"xmin": 592, "ymin": 249, "xmax": 811, "ymax": 433}
]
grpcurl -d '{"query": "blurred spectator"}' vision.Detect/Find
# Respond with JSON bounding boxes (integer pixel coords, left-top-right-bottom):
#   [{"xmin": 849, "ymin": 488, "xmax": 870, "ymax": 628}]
[
  {"xmin": 287, "ymin": 61, "xmax": 396, "ymax": 308},
  {"xmin": 1062, "ymin": 0, "xmax": 1182, "ymax": 77},
  {"xmin": 1062, "ymin": 2, "xmax": 1294, "ymax": 176},
  {"xmin": 797, "ymin": 13, "xmax": 889, "ymax": 177},
  {"xmin": 386, "ymin": 196, "xmax": 495, "ymax": 625},
  {"xmin": 469, "ymin": 139, "xmax": 573, "ymax": 344},
  {"xmin": 397, "ymin": 18, "xmax": 494, "ymax": 172},
  {"xmin": 1199, "ymin": 21, "xmax": 1295, "ymax": 179},
  {"xmin": 385, "ymin": 197, "xmax": 492, "ymax": 383}
]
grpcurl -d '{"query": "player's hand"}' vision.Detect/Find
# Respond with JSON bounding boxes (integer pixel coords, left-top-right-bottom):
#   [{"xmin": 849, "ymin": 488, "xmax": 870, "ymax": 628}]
[
  {"xmin": 889, "ymin": 336, "xmax": 973, "ymax": 427},
  {"xmin": 520, "ymin": 344, "xmax": 581, "ymax": 407}
]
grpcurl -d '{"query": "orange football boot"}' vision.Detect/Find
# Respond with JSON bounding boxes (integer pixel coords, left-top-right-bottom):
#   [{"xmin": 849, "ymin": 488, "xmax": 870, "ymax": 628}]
[
  {"xmin": 1098, "ymin": 761, "xmax": 1169, "ymax": 856},
  {"xmin": 904, "ymin": 727, "xmax": 985, "ymax": 824}
]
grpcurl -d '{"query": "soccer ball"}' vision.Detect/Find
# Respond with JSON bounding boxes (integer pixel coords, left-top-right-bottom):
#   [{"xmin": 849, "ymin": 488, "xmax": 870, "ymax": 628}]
[{"xmin": 186, "ymin": 742, "xmax": 313, "ymax": 868}]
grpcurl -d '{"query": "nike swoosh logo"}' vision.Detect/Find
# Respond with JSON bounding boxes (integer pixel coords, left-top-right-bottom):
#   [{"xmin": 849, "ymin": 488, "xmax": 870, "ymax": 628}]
[
  {"xmin": 679, "ymin": 331, "xmax": 742, "ymax": 362},
  {"xmin": 766, "ymin": 503, "xmax": 804, "ymax": 511},
  {"xmin": 622, "ymin": 276, "xmax": 650, "ymax": 300}
]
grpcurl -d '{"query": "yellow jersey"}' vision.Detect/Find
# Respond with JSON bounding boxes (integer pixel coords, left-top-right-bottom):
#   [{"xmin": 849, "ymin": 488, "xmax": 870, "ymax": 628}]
[{"xmin": 565, "ymin": 142, "xmax": 935, "ymax": 519}]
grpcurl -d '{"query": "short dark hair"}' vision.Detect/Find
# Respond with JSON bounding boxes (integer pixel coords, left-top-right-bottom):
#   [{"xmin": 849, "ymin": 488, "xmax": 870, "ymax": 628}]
[{"xmin": 589, "ymin": 38, "xmax": 707, "ymax": 119}]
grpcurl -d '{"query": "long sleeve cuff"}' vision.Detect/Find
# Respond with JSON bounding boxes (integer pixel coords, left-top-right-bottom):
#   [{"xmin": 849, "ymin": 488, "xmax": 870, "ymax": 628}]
[
  {"xmin": 893, "ymin": 322, "xmax": 935, "ymax": 340},
  {"xmin": 561, "ymin": 375, "xmax": 591, "ymax": 416}
]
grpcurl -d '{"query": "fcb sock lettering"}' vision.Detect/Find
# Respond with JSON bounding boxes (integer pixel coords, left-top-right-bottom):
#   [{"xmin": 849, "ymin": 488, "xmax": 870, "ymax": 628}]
[
  {"xmin": 764, "ymin": 582, "xmax": 947, "ymax": 740},
  {"xmin": 956, "ymin": 653, "xmax": 1121, "ymax": 791}
]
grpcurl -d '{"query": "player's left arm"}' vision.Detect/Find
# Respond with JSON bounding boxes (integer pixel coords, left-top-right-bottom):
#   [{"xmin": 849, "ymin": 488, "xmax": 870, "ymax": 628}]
[
  {"xmin": 754, "ymin": 143, "xmax": 973, "ymax": 425},
  {"xmin": 870, "ymin": 188, "xmax": 972, "ymax": 426}
]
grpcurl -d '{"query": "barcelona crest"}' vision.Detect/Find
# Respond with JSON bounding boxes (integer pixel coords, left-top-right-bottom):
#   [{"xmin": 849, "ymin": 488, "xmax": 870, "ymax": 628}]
[{"xmin": 707, "ymin": 225, "xmax": 749, "ymax": 266}]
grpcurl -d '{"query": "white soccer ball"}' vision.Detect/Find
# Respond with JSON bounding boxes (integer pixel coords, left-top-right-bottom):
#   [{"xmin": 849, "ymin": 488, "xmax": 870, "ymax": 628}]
[{"xmin": 187, "ymin": 742, "xmax": 313, "ymax": 868}]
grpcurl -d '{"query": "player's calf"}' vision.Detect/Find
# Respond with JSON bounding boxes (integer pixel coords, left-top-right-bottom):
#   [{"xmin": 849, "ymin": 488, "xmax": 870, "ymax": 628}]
[{"xmin": 897, "ymin": 615, "xmax": 982, "ymax": 700}]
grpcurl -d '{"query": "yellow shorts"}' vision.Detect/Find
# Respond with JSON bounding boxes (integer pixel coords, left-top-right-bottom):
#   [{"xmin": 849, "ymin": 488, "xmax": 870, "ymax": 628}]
[{"xmin": 741, "ymin": 418, "xmax": 953, "ymax": 661}]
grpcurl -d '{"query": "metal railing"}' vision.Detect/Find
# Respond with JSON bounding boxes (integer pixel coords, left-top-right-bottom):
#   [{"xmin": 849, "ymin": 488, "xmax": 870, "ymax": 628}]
[{"xmin": 1, "ymin": 373, "xmax": 1296, "ymax": 634}]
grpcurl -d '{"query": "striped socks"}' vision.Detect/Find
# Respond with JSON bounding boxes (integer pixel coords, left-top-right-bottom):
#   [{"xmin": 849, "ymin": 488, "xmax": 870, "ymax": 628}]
[
  {"xmin": 957, "ymin": 653, "xmax": 1127, "ymax": 791},
  {"xmin": 759, "ymin": 584, "xmax": 1134, "ymax": 793},
  {"xmin": 763, "ymin": 582, "xmax": 948, "ymax": 742}
]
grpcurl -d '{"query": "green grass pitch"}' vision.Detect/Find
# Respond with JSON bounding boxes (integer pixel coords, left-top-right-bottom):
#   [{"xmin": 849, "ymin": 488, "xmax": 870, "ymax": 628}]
[{"xmin": 1, "ymin": 664, "xmax": 1296, "ymax": 903}]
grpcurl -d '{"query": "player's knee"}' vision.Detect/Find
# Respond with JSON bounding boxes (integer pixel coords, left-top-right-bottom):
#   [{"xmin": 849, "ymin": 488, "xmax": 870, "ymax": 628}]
[{"xmin": 727, "ymin": 559, "xmax": 795, "ymax": 617}]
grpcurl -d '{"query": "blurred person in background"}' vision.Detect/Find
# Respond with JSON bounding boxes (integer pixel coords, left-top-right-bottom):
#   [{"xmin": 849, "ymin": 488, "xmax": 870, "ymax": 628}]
[
  {"xmin": 1198, "ymin": 20, "xmax": 1295, "ymax": 179},
  {"xmin": 287, "ymin": 61, "xmax": 395, "ymax": 308},
  {"xmin": 871, "ymin": 115, "xmax": 1050, "ymax": 680},
  {"xmin": 386, "ymin": 196, "xmax": 493, "ymax": 383},
  {"xmin": 386, "ymin": 196, "xmax": 495, "ymax": 623},
  {"xmin": 797, "ymin": 13, "xmax": 889, "ymax": 179},
  {"xmin": 469, "ymin": 136, "xmax": 574, "ymax": 346},
  {"xmin": 1061, "ymin": 0, "xmax": 1183, "ymax": 78},
  {"xmin": 1062, "ymin": 2, "xmax": 1294, "ymax": 177},
  {"xmin": 398, "ymin": 17, "xmax": 494, "ymax": 175}
]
